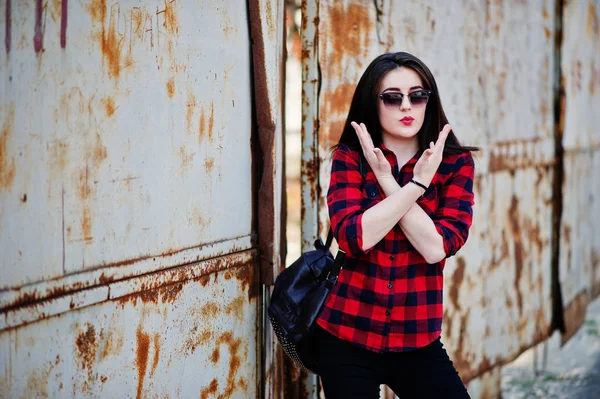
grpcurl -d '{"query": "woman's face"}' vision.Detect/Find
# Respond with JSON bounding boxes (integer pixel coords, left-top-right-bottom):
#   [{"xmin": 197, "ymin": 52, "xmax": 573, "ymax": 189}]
[{"xmin": 377, "ymin": 66, "xmax": 428, "ymax": 141}]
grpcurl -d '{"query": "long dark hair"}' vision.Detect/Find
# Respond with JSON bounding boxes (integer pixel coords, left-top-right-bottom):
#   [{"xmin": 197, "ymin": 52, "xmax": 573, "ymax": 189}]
[{"xmin": 334, "ymin": 52, "xmax": 479, "ymax": 155}]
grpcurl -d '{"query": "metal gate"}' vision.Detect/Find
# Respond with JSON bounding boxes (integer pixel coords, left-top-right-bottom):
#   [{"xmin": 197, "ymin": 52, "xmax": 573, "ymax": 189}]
[{"xmin": 0, "ymin": 0, "xmax": 286, "ymax": 397}]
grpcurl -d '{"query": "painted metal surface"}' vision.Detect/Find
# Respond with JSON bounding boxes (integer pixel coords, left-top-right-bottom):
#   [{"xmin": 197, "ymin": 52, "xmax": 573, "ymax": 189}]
[
  {"xmin": 557, "ymin": 0, "xmax": 600, "ymax": 341},
  {"xmin": 298, "ymin": 0, "xmax": 589, "ymax": 397},
  {"xmin": 0, "ymin": 250, "xmax": 260, "ymax": 398},
  {"xmin": 0, "ymin": 0, "xmax": 254, "ymax": 291},
  {"xmin": 0, "ymin": 0, "xmax": 286, "ymax": 397}
]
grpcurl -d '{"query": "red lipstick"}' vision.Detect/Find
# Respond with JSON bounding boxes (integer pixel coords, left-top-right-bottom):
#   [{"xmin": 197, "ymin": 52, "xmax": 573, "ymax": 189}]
[{"xmin": 400, "ymin": 116, "xmax": 414, "ymax": 125}]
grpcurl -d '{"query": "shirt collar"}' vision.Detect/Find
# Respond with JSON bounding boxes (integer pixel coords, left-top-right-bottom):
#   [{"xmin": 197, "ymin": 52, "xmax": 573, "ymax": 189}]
[{"xmin": 379, "ymin": 142, "xmax": 422, "ymax": 166}]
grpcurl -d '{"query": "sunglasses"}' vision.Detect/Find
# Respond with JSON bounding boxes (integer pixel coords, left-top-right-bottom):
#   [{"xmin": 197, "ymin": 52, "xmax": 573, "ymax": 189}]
[{"xmin": 378, "ymin": 90, "xmax": 432, "ymax": 108}]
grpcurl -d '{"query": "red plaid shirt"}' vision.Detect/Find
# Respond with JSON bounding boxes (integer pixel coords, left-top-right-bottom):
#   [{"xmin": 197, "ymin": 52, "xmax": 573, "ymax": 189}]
[{"xmin": 316, "ymin": 143, "xmax": 475, "ymax": 353}]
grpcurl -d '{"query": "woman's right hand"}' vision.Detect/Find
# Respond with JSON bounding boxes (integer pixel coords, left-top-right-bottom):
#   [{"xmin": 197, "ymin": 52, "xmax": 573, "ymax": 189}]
[{"xmin": 413, "ymin": 124, "xmax": 451, "ymax": 187}]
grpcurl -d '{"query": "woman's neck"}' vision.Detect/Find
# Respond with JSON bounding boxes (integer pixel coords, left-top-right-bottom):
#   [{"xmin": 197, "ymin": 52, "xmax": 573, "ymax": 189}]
[{"xmin": 382, "ymin": 135, "xmax": 419, "ymax": 167}]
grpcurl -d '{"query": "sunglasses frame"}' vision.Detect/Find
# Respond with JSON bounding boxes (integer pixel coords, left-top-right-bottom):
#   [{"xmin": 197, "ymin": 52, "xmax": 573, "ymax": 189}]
[{"xmin": 378, "ymin": 90, "xmax": 432, "ymax": 108}]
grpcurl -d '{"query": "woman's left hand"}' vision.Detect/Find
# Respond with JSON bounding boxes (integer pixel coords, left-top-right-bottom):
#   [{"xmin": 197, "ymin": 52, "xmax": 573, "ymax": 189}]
[{"xmin": 351, "ymin": 122, "xmax": 393, "ymax": 183}]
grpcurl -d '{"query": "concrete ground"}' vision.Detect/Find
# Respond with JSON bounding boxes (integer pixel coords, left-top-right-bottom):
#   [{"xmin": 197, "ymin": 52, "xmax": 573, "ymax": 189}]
[{"xmin": 502, "ymin": 296, "xmax": 600, "ymax": 399}]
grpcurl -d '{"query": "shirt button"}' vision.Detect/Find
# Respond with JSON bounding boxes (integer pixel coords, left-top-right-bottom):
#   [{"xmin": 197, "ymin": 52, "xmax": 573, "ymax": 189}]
[
  {"xmin": 385, "ymin": 310, "xmax": 391, "ymax": 316},
  {"xmin": 369, "ymin": 191, "xmax": 377, "ymax": 197},
  {"xmin": 389, "ymin": 255, "xmax": 394, "ymax": 260},
  {"xmin": 388, "ymin": 283, "xmax": 393, "ymax": 289}
]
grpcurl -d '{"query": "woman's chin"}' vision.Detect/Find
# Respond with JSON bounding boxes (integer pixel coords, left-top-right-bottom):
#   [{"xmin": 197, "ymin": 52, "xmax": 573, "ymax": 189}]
[{"xmin": 383, "ymin": 126, "xmax": 420, "ymax": 140}]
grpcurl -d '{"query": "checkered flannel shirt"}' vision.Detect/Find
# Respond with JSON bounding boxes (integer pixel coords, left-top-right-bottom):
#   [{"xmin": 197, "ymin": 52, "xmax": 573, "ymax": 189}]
[{"xmin": 316, "ymin": 143, "xmax": 475, "ymax": 352}]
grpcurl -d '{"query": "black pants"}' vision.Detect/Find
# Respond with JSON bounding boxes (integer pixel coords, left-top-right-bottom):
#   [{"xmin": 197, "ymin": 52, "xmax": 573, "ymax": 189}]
[{"xmin": 316, "ymin": 327, "xmax": 471, "ymax": 399}]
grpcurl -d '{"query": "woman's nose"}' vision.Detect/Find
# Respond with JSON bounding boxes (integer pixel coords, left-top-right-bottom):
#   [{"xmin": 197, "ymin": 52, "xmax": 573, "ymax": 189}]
[{"xmin": 400, "ymin": 95, "xmax": 411, "ymax": 111}]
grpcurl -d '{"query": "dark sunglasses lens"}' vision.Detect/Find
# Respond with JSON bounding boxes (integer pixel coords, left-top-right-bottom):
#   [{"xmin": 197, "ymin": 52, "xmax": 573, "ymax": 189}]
[
  {"xmin": 382, "ymin": 94, "xmax": 403, "ymax": 107},
  {"xmin": 409, "ymin": 94, "xmax": 429, "ymax": 107}
]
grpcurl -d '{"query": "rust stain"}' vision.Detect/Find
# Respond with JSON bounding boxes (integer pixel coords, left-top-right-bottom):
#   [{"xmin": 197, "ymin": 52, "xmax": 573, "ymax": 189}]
[
  {"xmin": 185, "ymin": 328, "xmax": 212, "ymax": 354},
  {"xmin": 199, "ymin": 106, "xmax": 207, "ymax": 141},
  {"xmin": 22, "ymin": 361, "xmax": 54, "ymax": 398},
  {"xmin": 450, "ymin": 309, "xmax": 472, "ymax": 380},
  {"xmin": 75, "ymin": 323, "xmax": 98, "ymax": 380},
  {"xmin": 591, "ymin": 65, "xmax": 599, "ymax": 95},
  {"xmin": 225, "ymin": 296, "xmax": 245, "ymax": 317},
  {"xmin": 208, "ymin": 103, "xmax": 214, "ymax": 141},
  {"xmin": 159, "ymin": 0, "xmax": 179, "ymax": 35},
  {"xmin": 216, "ymin": 332, "xmax": 243, "ymax": 398},
  {"xmin": 0, "ymin": 104, "xmax": 16, "ymax": 190},
  {"xmin": 160, "ymin": 282, "xmax": 183, "ymax": 303},
  {"xmin": 202, "ymin": 302, "xmax": 219, "ymax": 319},
  {"xmin": 301, "ymin": 156, "xmax": 320, "ymax": 204},
  {"xmin": 100, "ymin": 329, "xmax": 124, "ymax": 360},
  {"xmin": 322, "ymin": 83, "xmax": 355, "ymax": 147},
  {"xmin": 232, "ymin": 262, "xmax": 259, "ymax": 300},
  {"xmin": 103, "ymin": 97, "xmax": 116, "ymax": 117},
  {"xmin": 544, "ymin": 27, "xmax": 551, "ymax": 40},
  {"xmin": 200, "ymin": 378, "xmax": 218, "ymax": 399},
  {"xmin": 561, "ymin": 290, "xmax": 589, "ymax": 344},
  {"xmin": 327, "ymin": 3, "xmax": 372, "ymax": 78},
  {"xmin": 587, "ymin": 2, "xmax": 598, "ymax": 39},
  {"xmin": 151, "ymin": 333, "xmax": 160, "ymax": 376},
  {"xmin": 204, "ymin": 158, "xmax": 215, "ymax": 173},
  {"xmin": 489, "ymin": 229, "xmax": 510, "ymax": 271},
  {"xmin": 198, "ymin": 103, "xmax": 215, "ymax": 142},
  {"xmin": 265, "ymin": 0, "xmax": 275, "ymax": 35},
  {"xmin": 94, "ymin": 133, "xmax": 108, "ymax": 164},
  {"xmin": 122, "ymin": 281, "xmax": 184, "ymax": 306},
  {"xmin": 210, "ymin": 347, "xmax": 220, "ymax": 364},
  {"xmin": 186, "ymin": 90, "xmax": 197, "ymax": 133},
  {"xmin": 442, "ymin": 308, "xmax": 452, "ymax": 338},
  {"xmin": 78, "ymin": 168, "xmax": 93, "ymax": 243},
  {"xmin": 136, "ymin": 327, "xmax": 150, "ymax": 399},
  {"xmin": 199, "ymin": 274, "xmax": 211, "ymax": 287},
  {"xmin": 508, "ymin": 196, "xmax": 524, "ymax": 315},
  {"xmin": 178, "ymin": 146, "xmax": 195, "ymax": 174},
  {"xmin": 87, "ymin": 0, "xmax": 129, "ymax": 78},
  {"xmin": 166, "ymin": 78, "xmax": 175, "ymax": 99},
  {"xmin": 542, "ymin": 8, "xmax": 549, "ymax": 20},
  {"xmin": 449, "ymin": 257, "xmax": 466, "ymax": 311}
]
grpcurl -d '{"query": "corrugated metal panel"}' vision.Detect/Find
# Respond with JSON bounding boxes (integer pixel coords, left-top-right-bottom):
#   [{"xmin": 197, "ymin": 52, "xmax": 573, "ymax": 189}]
[
  {"xmin": 0, "ymin": 0, "xmax": 254, "ymax": 291},
  {"xmin": 558, "ymin": 0, "xmax": 600, "ymax": 340},
  {"xmin": 301, "ymin": 1, "xmax": 562, "ymax": 396},
  {"xmin": 0, "ymin": 250, "xmax": 259, "ymax": 398}
]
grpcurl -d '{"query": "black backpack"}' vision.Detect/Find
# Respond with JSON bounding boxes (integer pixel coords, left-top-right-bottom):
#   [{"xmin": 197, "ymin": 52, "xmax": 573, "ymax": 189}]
[
  {"xmin": 268, "ymin": 229, "xmax": 345, "ymax": 373},
  {"xmin": 268, "ymin": 153, "xmax": 365, "ymax": 374}
]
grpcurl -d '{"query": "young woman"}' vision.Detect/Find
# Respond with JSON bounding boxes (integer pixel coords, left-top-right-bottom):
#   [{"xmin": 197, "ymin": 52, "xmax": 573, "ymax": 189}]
[{"xmin": 315, "ymin": 52, "xmax": 478, "ymax": 398}]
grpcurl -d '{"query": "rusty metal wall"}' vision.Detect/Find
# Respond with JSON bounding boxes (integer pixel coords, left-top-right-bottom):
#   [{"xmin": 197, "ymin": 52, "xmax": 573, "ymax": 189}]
[
  {"xmin": 0, "ymin": 0, "xmax": 286, "ymax": 397},
  {"xmin": 0, "ymin": 251, "xmax": 260, "ymax": 398},
  {"xmin": 299, "ymin": 0, "xmax": 598, "ymax": 397},
  {"xmin": 557, "ymin": 0, "xmax": 600, "ymax": 342}
]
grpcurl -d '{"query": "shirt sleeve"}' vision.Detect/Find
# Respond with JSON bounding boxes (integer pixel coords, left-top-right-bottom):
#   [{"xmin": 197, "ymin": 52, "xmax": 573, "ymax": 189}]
[
  {"xmin": 326, "ymin": 146, "xmax": 370, "ymax": 258},
  {"xmin": 432, "ymin": 152, "xmax": 475, "ymax": 258}
]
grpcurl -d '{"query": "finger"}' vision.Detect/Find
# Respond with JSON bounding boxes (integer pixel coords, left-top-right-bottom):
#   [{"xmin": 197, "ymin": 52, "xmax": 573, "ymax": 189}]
[
  {"xmin": 360, "ymin": 123, "xmax": 376, "ymax": 148},
  {"xmin": 434, "ymin": 124, "xmax": 452, "ymax": 153},
  {"xmin": 373, "ymin": 148, "xmax": 387, "ymax": 163},
  {"xmin": 351, "ymin": 121, "xmax": 368, "ymax": 151},
  {"xmin": 435, "ymin": 123, "xmax": 452, "ymax": 148}
]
